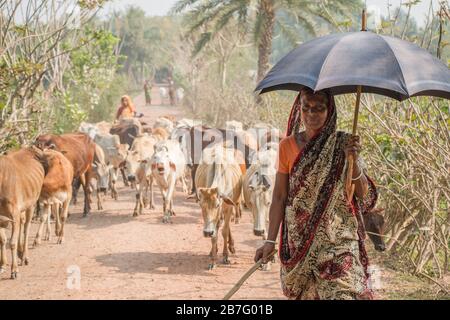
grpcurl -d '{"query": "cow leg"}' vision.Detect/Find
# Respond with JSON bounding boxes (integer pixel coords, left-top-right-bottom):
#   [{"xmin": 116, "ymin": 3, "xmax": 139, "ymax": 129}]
[
  {"xmin": 120, "ymin": 167, "xmax": 129, "ymax": 187},
  {"xmin": 163, "ymin": 178, "xmax": 176, "ymax": 223},
  {"xmin": 208, "ymin": 235, "xmax": 218, "ymax": 270},
  {"xmin": 133, "ymin": 183, "xmax": 144, "ymax": 217},
  {"xmin": 111, "ymin": 167, "xmax": 119, "ymax": 200},
  {"xmin": 34, "ymin": 204, "xmax": 50, "ymax": 247},
  {"xmin": 72, "ymin": 177, "xmax": 81, "ymax": 205},
  {"xmin": 97, "ymin": 186, "xmax": 103, "ymax": 210},
  {"xmin": 17, "ymin": 215, "xmax": 24, "ymax": 262},
  {"xmin": 0, "ymin": 228, "xmax": 7, "ymax": 273},
  {"xmin": 44, "ymin": 205, "xmax": 53, "ymax": 242},
  {"xmin": 57, "ymin": 198, "xmax": 70, "ymax": 244},
  {"xmin": 149, "ymin": 177, "xmax": 155, "ymax": 210},
  {"xmin": 10, "ymin": 217, "xmax": 20, "ymax": 279},
  {"xmin": 222, "ymin": 207, "xmax": 233, "ymax": 264},
  {"xmin": 235, "ymin": 203, "xmax": 242, "ymax": 224},
  {"xmin": 81, "ymin": 172, "xmax": 92, "ymax": 217},
  {"xmin": 190, "ymin": 165, "xmax": 197, "ymax": 195},
  {"xmin": 20, "ymin": 207, "xmax": 33, "ymax": 266}
]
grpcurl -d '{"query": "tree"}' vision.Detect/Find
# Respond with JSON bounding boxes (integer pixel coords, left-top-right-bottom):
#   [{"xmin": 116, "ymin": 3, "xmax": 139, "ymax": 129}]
[{"xmin": 171, "ymin": 0, "xmax": 362, "ymax": 84}]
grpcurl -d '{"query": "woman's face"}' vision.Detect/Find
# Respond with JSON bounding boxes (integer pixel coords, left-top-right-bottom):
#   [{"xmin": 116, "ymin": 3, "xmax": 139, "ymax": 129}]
[
  {"xmin": 300, "ymin": 93, "xmax": 329, "ymax": 131},
  {"xmin": 122, "ymin": 98, "xmax": 128, "ymax": 106}
]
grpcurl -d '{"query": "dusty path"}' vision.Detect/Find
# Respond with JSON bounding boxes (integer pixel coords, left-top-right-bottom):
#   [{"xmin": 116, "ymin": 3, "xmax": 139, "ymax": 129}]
[{"xmin": 0, "ymin": 92, "xmax": 284, "ymax": 300}]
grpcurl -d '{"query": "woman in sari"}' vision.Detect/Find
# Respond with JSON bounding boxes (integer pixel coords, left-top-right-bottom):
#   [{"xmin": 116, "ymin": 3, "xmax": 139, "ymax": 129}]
[
  {"xmin": 115, "ymin": 95, "xmax": 136, "ymax": 120},
  {"xmin": 254, "ymin": 87, "xmax": 377, "ymax": 300}
]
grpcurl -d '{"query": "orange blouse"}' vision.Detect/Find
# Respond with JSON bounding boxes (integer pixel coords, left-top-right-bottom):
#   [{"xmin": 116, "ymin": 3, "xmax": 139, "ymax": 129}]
[{"xmin": 276, "ymin": 135, "xmax": 303, "ymax": 174}]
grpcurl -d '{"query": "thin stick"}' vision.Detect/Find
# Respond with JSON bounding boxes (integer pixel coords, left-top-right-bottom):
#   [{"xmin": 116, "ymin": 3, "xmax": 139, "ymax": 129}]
[
  {"xmin": 346, "ymin": 85, "xmax": 362, "ymax": 201},
  {"xmin": 223, "ymin": 250, "xmax": 277, "ymax": 300}
]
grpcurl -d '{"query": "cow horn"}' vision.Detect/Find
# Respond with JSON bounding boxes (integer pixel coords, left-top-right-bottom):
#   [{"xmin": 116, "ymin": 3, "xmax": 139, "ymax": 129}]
[{"xmin": 0, "ymin": 216, "xmax": 13, "ymax": 223}]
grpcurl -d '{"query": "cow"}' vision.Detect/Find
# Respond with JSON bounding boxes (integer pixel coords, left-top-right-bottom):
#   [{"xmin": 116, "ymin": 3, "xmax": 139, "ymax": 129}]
[
  {"xmin": 0, "ymin": 147, "xmax": 46, "ymax": 278},
  {"xmin": 153, "ymin": 117, "xmax": 174, "ymax": 135},
  {"xmin": 110, "ymin": 122, "xmax": 141, "ymax": 149},
  {"xmin": 243, "ymin": 148, "xmax": 277, "ymax": 248},
  {"xmin": 94, "ymin": 133, "xmax": 128, "ymax": 198},
  {"xmin": 152, "ymin": 127, "xmax": 169, "ymax": 141},
  {"xmin": 195, "ymin": 145, "xmax": 243, "ymax": 270},
  {"xmin": 124, "ymin": 134, "xmax": 159, "ymax": 215},
  {"xmin": 363, "ymin": 208, "xmax": 386, "ymax": 252},
  {"xmin": 79, "ymin": 122, "xmax": 99, "ymax": 140},
  {"xmin": 33, "ymin": 149, "xmax": 73, "ymax": 247},
  {"xmin": 159, "ymin": 87, "xmax": 168, "ymax": 104},
  {"xmin": 150, "ymin": 140, "xmax": 188, "ymax": 223},
  {"xmin": 187, "ymin": 125, "xmax": 256, "ymax": 195},
  {"xmin": 89, "ymin": 144, "xmax": 112, "ymax": 210},
  {"xmin": 35, "ymin": 133, "xmax": 96, "ymax": 217}
]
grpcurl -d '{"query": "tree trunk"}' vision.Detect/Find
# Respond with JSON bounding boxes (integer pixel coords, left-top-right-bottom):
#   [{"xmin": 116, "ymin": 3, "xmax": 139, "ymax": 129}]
[{"xmin": 256, "ymin": 0, "xmax": 275, "ymax": 85}]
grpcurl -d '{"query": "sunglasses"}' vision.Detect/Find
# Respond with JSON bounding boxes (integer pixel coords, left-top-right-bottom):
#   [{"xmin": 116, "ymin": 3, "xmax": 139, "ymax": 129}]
[{"xmin": 301, "ymin": 104, "xmax": 328, "ymax": 114}]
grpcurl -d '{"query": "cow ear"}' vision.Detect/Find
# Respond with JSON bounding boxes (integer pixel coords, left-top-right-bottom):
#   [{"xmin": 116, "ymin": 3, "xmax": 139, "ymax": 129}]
[{"xmin": 49, "ymin": 143, "xmax": 57, "ymax": 150}]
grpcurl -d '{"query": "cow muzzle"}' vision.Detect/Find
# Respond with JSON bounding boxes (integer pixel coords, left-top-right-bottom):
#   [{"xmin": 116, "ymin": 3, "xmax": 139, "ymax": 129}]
[
  {"xmin": 253, "ymin": 229, "xmax": 265, "ymax": 237},
  {"xmin": 127, "ymin": 175, "xmax": 136, "ymax": 182},
  {"xmin": 203, "ymin": 230, "xmax": 216, "ymax": 238}
]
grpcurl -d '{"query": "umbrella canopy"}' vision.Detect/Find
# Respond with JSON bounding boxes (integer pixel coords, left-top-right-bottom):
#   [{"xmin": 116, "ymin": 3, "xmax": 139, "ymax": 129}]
[{"xmin": 256, "ymin": 31, "xmax": 450, "ymax": 101}]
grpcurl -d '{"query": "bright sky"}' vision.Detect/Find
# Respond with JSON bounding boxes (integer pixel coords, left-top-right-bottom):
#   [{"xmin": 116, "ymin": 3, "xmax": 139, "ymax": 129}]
[{"xmin": 101, "ymin": 0, "xmax": 438, "ymax": 27}]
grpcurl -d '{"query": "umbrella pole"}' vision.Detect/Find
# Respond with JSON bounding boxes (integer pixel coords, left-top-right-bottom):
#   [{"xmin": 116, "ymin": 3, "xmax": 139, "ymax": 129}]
[{"xmin": 346, "ymin": 85, "xmax": 362, "ymax": 202}]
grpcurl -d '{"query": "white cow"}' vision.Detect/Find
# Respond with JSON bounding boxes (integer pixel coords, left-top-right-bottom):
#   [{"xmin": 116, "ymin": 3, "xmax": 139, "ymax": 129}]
[
  {"xmin": 150, "ymin": 140, "xmax": 188, "ymax": 223},
  {"xmin": 94, "ymin": 133, "xmax": 128, "ymax": 199},
  {"xmin": 243, "ymin": 148, "xmax": 277, "ymax": 239},
  {"xmin": 125, "ymin": 134, "xmax": 159, "ymax": 216},
  {"xmin": 78, "ymin": 122, "xmax": 99, "ymax": 140},
  {"xmin": 153, "ymin": 117, "xmax": 174, "ymax": 135}
]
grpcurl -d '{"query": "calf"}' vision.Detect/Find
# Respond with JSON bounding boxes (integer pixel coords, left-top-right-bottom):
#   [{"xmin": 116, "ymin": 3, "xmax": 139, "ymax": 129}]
[
  {"xmin": 0, "ymin": 147, "xmax": 46, "ymax": 279},
  {"xmin": 150, "ymin": 140, "xmax": 188, "ymax": 223},
  {"xmin": 34, "ymin": 149, "xmax": 73, "ymax": 246},
  {"xmin": 195, "ymin": 146, "xmax": 243, "ymax": 270},
  {"xmin": 94, "ymin": 133, "xmax": 127, "ymax": 198}
]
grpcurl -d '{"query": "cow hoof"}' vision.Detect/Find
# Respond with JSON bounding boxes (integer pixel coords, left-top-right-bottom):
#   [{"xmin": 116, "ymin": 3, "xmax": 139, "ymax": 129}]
[
  {"xmin": 10, "ymin": 271, "xmax": 18, "ymax": 279},
  {"xmin": 229, "ymin": 246, "xmax": 236, "ymax": 254},
  {"xmin": 33, "ymin": 240, "xmax": 40, "ymax": 247},
  {"xmin": 23, "ymin": 258, "xmax": 29, "ymax": 266},
  {"xmin": 223, "ymin": 257, "xmax": 230, "ymax": 265},
  {"xmin": 207, "ymin": 264, "xmax": 215, "ymax": 270},
  {"xmin": 133, "ymin": 213, "xmax": 138, "ymax": 217},
  {"xmin": 57, "ymin": 238, "xmax": 63, "ymax": 245}
]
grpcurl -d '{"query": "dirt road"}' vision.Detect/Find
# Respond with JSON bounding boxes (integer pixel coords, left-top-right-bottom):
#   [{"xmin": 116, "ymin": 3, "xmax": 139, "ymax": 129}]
[{"xmin": 0, "ymin": 93, "xmax": 285, "ymax": 300}]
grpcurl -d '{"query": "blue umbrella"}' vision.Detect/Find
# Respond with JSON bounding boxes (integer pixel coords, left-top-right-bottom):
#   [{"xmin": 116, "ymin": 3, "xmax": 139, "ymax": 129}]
[{"xmin": 255, "ymin": 11, "xmax": 450, "ymax": 200}]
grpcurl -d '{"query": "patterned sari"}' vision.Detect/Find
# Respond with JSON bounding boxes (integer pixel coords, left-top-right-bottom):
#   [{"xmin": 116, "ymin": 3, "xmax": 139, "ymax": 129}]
[{"xmin": 279, "ymin": 93, "xmax": 377, "ymax": 300}]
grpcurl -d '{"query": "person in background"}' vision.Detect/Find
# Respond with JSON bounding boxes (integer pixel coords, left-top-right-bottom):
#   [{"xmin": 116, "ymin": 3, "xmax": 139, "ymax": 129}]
[
  {"xmin": 116, "ymin": 95, "xmax": 136, "ymax": 120},
  {"xmin": 144, "ymin": 80, "xmax": 152, "ymax": 106},
  {"xmin": 168, "ymin": 77, "xmax": 176, "ymax": 106}
]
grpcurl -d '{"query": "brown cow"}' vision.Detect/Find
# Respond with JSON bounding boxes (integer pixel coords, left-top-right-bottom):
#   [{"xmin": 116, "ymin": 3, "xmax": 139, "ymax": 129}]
[
  {"xmin": 0, "ymin": 147, "xmax": 46, "ymax": 279},
  {"xmin": 33, "ymin": 149, "xmax": 73, "ymax": 246},
  {"xmin": 35, "ymin": 133, "xmax": 95, "ymax": 217}
]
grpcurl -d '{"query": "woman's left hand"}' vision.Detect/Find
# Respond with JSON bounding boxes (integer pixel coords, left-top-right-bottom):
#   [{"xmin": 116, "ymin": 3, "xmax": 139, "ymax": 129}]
[{"xmin": 344, "ymin": 135, "xmax": 362, "ymax": 160}]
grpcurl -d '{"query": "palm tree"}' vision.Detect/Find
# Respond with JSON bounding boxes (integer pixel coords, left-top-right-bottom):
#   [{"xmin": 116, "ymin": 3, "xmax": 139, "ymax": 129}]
[{"xmin": 171, "ymin": 0, "xmax": 362, "ymax": 84}]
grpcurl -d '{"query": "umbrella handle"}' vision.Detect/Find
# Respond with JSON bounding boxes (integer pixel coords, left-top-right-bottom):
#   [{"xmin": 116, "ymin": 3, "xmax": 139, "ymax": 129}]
[
  {"xmin": 346, "ymin": 155, "xmax": 356, "ymax": 201},
  {"xmin": 346, "ymin": 85, "xmax": 362, "ymax": 202}
]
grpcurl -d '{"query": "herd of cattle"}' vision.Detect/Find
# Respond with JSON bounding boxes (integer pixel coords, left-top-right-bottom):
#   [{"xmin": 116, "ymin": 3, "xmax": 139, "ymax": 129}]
[{"xmin": 0, "ymin": 116, "xmax": 386, "ymax": 278}]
